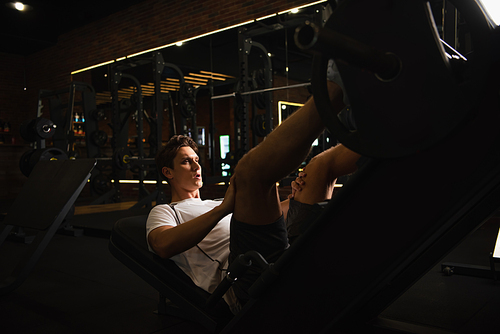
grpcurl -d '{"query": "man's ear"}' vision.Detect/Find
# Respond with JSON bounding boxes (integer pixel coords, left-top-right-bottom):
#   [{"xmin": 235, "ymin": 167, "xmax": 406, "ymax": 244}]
[{"xmin": 162, "ymin": 166, "xmax": 173, "ymax": 180}]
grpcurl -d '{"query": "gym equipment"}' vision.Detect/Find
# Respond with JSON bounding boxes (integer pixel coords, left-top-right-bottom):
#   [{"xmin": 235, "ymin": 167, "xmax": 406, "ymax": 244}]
[
  {"xmin": 108, "ymin": 1, "xmax": 500, "ymax": 332},
  {"xmin": 19, "ymin": 147, "xmax": 68, "ymax": 177},
  {"xmin": 19, "ymin": 116, "xmax": 68, "ymax": 177},
  {"xmin": 92, "ymin": 108, "xmax": 106, "ymax": 121},
  {"xmin": 251, "ymin": 114, "xmax": 267, "ymax": 138},
  {"xmin": 90, "ymin": 130, "xmax": 108, "ymax": 147},
  {"xmin": 211, "ymin": 82, "xmax": 311, "ymax": 100},
  {"xmin": 180, "ymin": 83, "xmax": 196, "ymax": 119},
  {"xmin": 0, "ymin": 159, "xmax": 95, "ymax": 296},
  {"xmin": 440, "ymin": 225, "xmax": 500, "ymax": 280},
  {"xmin": 43, "ymin": 82, "xmax": 96, "ymax": 156},
  {"xmin": 90, "ymin": 172, "xmax": 112, "ymax": 195},
  {"xmin": 98, "ymin": 147, "xmax": 156, "ymax": 171},
  {"xmin": 20, "ymin": 117, "xmax": 57, "ymax": 142},
  {"xmin": 108, "ymin": 216, "xmax": 233, "ymax": 333},
  {"xmin": 296, "ymin": 0, "xmax": 493, "ymax": 158},
  {"xmin": 92, "ymin": 52, "xmax": 168, "ymax": 207}
]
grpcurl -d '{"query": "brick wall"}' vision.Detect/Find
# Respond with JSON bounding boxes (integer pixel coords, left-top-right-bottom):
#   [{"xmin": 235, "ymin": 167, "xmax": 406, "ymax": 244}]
[
  {"xmin": 0, "ymin": 0, "xmax": 316, "ymax": 202},
  {"xmin": 0, "ymin": 52, "xmax": 29, "ymax": 145}
]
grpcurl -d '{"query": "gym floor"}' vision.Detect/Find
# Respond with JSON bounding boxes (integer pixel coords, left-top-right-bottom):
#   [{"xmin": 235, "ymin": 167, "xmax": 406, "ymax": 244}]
[{"xmin": 0, "ymin": 201, "xmax": 499, "ymax": 334}]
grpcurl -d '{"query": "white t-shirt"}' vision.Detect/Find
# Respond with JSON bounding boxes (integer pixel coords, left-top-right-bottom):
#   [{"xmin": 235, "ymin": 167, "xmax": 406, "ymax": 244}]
[{"xmin": 146, "ymin": 198, "xmax": 239, "ymax": 311}]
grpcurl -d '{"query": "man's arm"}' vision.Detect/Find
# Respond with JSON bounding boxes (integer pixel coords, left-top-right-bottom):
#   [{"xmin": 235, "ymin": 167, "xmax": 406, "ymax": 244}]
[{"xmin": 148, "ymin": 179, "xmax": 235, "ymax": 259}]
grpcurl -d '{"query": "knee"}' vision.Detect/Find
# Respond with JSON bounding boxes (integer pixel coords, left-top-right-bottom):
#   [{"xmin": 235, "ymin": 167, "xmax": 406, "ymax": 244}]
[
  {"xmin": 233, "ymin": 147, "xmax": 277, "ymax": 188},
  {"xmin": 233, "ymin": 151, "xmax": 267, "ymax": 188},
  {"xmin": 233, "ymin": 156, "xmax": 253, "ymax": 186}
]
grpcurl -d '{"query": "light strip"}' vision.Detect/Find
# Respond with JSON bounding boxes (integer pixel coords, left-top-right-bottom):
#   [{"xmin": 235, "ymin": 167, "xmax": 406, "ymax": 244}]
[
  {"xmin": 71, "ymin": 60, "xmax": 115, "ymax": 75},
  {"xmin": 126, "ymin": 19, "xmax": 255, "ymax": 59},
  {"xmin": 185, "ymin": 80, "xmax": 205, "ymax": 86},
  {"xmin": 70, "ymin": 1, "xmax": 325, "ymax": 75},
  {"xmin": 109, "ymin": 179, "xmax": 228, "ymax": 185},
  {"xmin": 189, "ymin": 73, "xmax": 226, "ymax": 80},
  {"xmin": 277, "ymin": 0, "xmax": 327, "ymax": 15},
  {"xmin": 199, "ymin": 70, "xmax": 235, "ymax": 78},
  {"xmin": 104, "ymin": 178, "xmax": 340, "ymax": 188},
  {"xmin": 256, "ymin": 13, "xmax": 277, "ymax": 21},
  {"xmin": 440, "ymin": 38, "xmax": 467, "ymax": 61},
  {"xmin": 113, "ymin": 179, "xmax": 168, "ymax": 184},
  {"xmin": 278, "ymin": 101, "xmax": 304, "ymax": 125},
  {"xmin": 184, "ymin": 76, "xmax": 208, "ymax": 82},
  {"xmin": 494, "ymin": 227, "xmax": 500, "ymax": 258},
  {"xmin": 161, "ymin": 83, "xmax": 180, "ymax": 87}
]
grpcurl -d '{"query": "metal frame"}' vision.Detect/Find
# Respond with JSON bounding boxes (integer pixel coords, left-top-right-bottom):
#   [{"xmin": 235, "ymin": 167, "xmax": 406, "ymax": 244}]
[{"xmin": 0, "ymin": 159, "xmax": 95, "ymax": 296}]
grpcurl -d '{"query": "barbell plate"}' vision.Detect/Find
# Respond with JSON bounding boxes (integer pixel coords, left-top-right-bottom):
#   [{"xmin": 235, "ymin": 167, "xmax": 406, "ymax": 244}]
[
  {"xmin": 308, "ymin": 0, "xmax": 491, "ymax": 158},
  {"xmin": 91, "ymin": 130, "xmax": 108, "ymax": 147}
]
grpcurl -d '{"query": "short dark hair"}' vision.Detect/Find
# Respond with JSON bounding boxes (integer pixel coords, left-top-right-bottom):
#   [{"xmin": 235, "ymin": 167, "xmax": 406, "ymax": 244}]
[{"xmin": 156, "ymin": 135, "xmax": 198, "ymax": 180}]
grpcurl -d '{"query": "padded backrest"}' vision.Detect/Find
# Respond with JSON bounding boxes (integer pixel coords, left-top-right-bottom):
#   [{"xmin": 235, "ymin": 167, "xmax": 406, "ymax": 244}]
[
  {"xmin": 110, "ymin": 215, "xmax": 211, "ymax": 306},
  {"xmin": 3, "ymin": 159, "xmax": 96, "ymax": 231}
]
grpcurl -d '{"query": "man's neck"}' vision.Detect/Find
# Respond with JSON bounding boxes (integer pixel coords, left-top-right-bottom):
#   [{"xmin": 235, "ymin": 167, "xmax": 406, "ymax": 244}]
[{"xmin": 171, "ymin": 189, "xmax": 200, "ymax": 203}]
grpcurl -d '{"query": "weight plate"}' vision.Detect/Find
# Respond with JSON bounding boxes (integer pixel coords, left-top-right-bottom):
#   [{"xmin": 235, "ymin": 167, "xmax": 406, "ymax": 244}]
[
  {"xmin": 181, "ymin": 83, "xmax": 194, "ymax": 97},
  {"xmin": 35, "ymin": 118, "xmax": 56, "ymax": 139},
  {"xmin": 180, "ymin": 98, "xmax": 195, "ymax": 118},
  {"xmin": 252, "ymin": 114, "xmax": 267, "ymax": 137},
  {"xmin": 92, "ymin": 109, "xmax": 106, "ymax": 121},
  {"xmin": 91, "ymin": 130, "xmax": 108, "ymax": 147},
  {"xmin": 113, "ymin": 147, "xmax": 132, "ymax": 170},
  {"xmin": 20, "ymin": 147, "xmax": 68, "ymax": 177},
  {"xmin": 309, "ymin": 0, "xmax": 491, "ymax": 158},
  {"xmin": 91, "ymin": 173, "xmax": 112, "ymax": 195},
  {"xmin": 19, "ymin": 149, "xmax": 35, "ymax": 177},
  {"xmin": 20, "ymin": 119, "xmax": 37, "ymax": 142}
]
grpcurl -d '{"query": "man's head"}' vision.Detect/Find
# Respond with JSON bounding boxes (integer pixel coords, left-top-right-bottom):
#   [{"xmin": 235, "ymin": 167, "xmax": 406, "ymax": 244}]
[{"xmin": 157, "ymin": 135, "xmax": 199, "ymax": 181}]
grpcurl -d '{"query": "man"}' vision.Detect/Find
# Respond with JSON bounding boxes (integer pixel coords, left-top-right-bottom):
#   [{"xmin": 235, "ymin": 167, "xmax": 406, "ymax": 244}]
[
  {"xmin": 146, "ymin": 135, "xmax": 238, "ymax": 310},
  {"xmin": 147, "ymin": 78, "xmax": 360, "ymax": 312}
]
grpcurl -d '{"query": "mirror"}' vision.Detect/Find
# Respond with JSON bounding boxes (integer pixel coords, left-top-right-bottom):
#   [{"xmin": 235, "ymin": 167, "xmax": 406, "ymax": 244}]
[{"xmin": 67, "ymin": 0, "xmax": 478, "ymax": 189}]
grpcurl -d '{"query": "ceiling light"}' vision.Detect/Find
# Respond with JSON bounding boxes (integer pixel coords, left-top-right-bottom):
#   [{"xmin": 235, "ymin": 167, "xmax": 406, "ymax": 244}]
[
  {"xmin": 6, "ymin": 2, "xmax": 32, "ymax": 11},
  {"xmin": 479, "ymin": 0, "xmax": 500, "ymax": 25}
]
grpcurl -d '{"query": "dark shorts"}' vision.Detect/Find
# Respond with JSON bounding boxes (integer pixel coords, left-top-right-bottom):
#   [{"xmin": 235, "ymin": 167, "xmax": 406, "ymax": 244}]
[
  {"xmin": 229, "ymin": 216, "xmax": 288, "ymax": 305},
  {"xmin": 286, "ymin": 199, "xmax": 325, "ymax": 244}
]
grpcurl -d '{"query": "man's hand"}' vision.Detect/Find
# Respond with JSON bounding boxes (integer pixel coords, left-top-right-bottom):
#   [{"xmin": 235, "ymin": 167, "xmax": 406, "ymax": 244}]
[
  {"xmin": 289, "ymin": 172, "xmax": 306, "ymax": 199},
  {"xmin": 219, "ymin": 176, "xmax": 236, "ymax": 215}
]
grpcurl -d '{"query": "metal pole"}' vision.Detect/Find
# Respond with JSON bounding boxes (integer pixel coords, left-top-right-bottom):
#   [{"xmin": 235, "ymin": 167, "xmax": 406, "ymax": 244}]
[{"xmin": 211, "ymin": 82, "xmax": 311, "ymax": 100}]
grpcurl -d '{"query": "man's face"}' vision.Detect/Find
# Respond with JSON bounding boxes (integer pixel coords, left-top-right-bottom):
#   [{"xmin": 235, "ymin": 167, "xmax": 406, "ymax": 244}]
[{"xmin": 168, "ymin": 146, "xmax": 202, "ymax": 191}]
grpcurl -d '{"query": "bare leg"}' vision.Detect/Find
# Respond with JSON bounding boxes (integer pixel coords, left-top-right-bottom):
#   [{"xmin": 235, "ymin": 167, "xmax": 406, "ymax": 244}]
[{"xmin": 232, "ymin": 81, "xmax": 345, "ymax": 225}]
